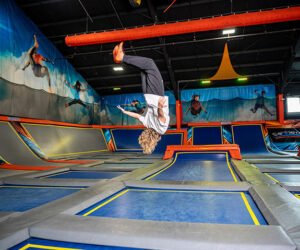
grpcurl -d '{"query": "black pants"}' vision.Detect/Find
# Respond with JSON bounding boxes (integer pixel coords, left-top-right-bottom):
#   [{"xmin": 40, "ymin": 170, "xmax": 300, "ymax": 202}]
[
  {"xmin": 68, "ymin": 99, "xmax": 87, "ymax": 108},
  {"xmin": 123, "ymin": 55, "xmax": 164, "ymax": 96}
]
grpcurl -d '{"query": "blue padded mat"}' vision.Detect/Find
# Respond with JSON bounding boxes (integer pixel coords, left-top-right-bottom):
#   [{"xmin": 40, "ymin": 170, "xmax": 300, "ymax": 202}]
[
  {"xmin": 232, "ymin": 125, "xmax": 273, "ymax": 155},
  {"xmin": 111, "ymin": 129, "xmax": 183, "ymax": 153},
  {"xmin": 0, "ymin": 185, "xmax": 83, "ymax": 212},
  {"xmin": 99, "ymin": 163, "xmax": 151, "ymax": 168},
  {"xmin": 146, "ymin": 152, "xmax": 239, "ymax": 182},
  {"xmin": 265, "ymin": 173, "xmax": 300, "ymax": 183},
  {"xmin": 78, "ymin": 188, "xmax": 266, "ymax": 225},
  {"xmin": 291, "ymin": 192, "xmax": 300, "ymax": 199},
  {"xmin": 192, "ymin": 126, "xmax": 223, "ymax": 145},
  {"xmin": 9, "ymin": 237, "xmax": 140, "ymax": 250},
  {"xmin": 39, "ymin": 171, "xmax": 126, "ymax": 179}
]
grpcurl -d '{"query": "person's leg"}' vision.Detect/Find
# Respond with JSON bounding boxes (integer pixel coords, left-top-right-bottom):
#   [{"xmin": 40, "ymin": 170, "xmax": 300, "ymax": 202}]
[
  {"xmin": 263, "ymin": 105, "xmax": 272, "ymax": 115},
  {"xmin": 77, "ymin": 100, "xmax": 89, "ymax": 109},
  {"xmin": 66, "ymin": 99, "xmax": 77, "ymax": 107},
  {"xmin": 123, "ymin": 55, "xmax": 164, "ymax": 96}
]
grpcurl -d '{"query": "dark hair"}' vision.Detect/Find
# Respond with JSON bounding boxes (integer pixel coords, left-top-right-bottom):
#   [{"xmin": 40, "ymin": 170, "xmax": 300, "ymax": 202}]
[
  {"xmin": 261, "ymin": 91, "xmax": 266, "ymax": 95},
  {"xmin": 75, "ymin": 80, "xmax": 81, "ymax": 89},
  {"xmin": 192, "ymin": 95, "xmax": 200, "ymax": 101}
]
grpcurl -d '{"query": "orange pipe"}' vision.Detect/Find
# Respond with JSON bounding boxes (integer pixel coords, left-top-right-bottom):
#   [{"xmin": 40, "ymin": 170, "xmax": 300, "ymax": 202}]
[{"xmin": 66, "ymin": 7, "xmax": 300, "ymax": 46}]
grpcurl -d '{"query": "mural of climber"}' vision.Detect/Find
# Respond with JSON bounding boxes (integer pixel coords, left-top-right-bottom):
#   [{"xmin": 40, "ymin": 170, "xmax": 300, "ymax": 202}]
[
  {"xmin": 181, "ymin": 84, "xmax": 276, "ymax": 123},
  {"xmin": 0, "ymin": 0, "xmax": 101, "ymax": 124}
]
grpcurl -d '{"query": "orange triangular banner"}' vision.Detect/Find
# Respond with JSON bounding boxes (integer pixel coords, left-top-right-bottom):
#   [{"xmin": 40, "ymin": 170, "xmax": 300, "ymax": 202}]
[{"xmin": 207, "ymin": 43, "xmax": 244, "ymax": 80}]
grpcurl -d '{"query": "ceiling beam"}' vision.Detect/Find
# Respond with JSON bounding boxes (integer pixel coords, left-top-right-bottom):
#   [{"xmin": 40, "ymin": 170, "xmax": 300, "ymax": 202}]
[
  {"xmin": 36, "ymin": 0, "xmax": 223, "ymax": 28},
  {"xmin": 75, "ymin": 46, "xmax": 289, "ymax": 71},
  {"xmin": 146, "ymin": 0, "xmax": 178, "ymax": 99},
  {"xmin": 86, "ymin": 60, "xmax": 284, "ymax": 81}
]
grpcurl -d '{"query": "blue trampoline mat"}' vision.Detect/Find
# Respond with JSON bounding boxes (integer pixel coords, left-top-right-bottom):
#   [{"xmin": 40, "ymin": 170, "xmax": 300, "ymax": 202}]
[
  {"xmin": 291, "ymin": 192, "xmax": 300, "ymax": 199},
  {"xmin": 39, "ymin": 171, "xmax": 126, "ymax": 179},
  {"xmin": 99, "ymin": 163, "xmax": 151, "ymax": 168},
  {"xmin": 146, "ymin": 152, "xmax": 239, "ymax": 182},
  {"xmin": 265, "ymin": 173, "xmax": 300, "ymax": 183},
  {"xmin": 0, "ymin": 185, "xmax": 83, "ymax": 212},
  {"xmin": 192, "ymin": 126, "xmax": 223, "ymax": 145},
  {"xmin": 78, "ymin": 188, "xmax": 267, "ymax": 225},
  {"xmin": 232, "ymin": 125, "xmax": 272, "ymax": 155},
  {"xmin": 9, "ymin": 238, "xmax": 140, "ymax": 250}
]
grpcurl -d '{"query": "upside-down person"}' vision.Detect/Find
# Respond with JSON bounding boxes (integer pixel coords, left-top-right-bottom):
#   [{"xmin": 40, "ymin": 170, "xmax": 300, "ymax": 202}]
[{"xmin": 115, "ymin": 42, "xmax": 170, "ymax": 154}]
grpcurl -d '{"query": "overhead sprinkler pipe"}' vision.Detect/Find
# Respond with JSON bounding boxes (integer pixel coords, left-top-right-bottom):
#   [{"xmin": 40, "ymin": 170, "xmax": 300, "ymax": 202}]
[{"xmin": 65, "ymin": 6, "xmax": 300, "ymax": 46}]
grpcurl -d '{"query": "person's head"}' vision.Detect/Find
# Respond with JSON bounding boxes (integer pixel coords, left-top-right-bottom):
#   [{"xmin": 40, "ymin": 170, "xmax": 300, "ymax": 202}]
[
  {"xmin": 261, "ymin": 91, "xmax": 265, "ymax": 95},
  {"xmin": 192, "ymin": 95, "xmax": 200, "ymax": 101},
  {"xmin": 75, "ymin": 80, "xmax": 81, "ymax": 90},
  {"xmin": 138, "ymin": 128, "xmax": 161, "ymax": 154}
]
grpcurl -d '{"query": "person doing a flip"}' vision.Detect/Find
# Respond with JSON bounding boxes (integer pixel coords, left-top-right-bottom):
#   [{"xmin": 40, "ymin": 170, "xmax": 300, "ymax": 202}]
[
  {"xmin": 115, "ymin": 42, "xmax": 170, "ymax": 154},
  {"xmin": 65, "ymin": 80, "xmax": 89, "ymax": 109},
  {"xmin": 22, "ymin": 34, "xmax": 54, "ymax": 94}
]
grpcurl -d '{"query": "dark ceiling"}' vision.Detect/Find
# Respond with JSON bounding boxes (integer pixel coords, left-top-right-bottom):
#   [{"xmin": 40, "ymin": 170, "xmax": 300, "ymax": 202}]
[{"xmin": 15, "ymin": 0, "xmax": 300, "ymax": 97}]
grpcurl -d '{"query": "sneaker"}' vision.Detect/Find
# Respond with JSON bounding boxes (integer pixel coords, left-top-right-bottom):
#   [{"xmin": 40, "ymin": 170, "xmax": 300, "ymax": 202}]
[{"xmin": 113, "ymin": 42, "xmax": 124, "ymax": 63}]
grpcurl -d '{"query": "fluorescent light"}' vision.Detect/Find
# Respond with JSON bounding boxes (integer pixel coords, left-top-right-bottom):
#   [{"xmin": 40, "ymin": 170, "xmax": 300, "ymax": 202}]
[
  {"xmin": 201, "ymin": 80, "xmax": 211, "ymax": 84},
  {"xmin": 113, "ymin": 88, "xmax": 121, "ymax": 91},
  {"xmin": 237, "ymin": 77, "xmax": 248, "ymax": 82},
  {"xmin": 222, "ymin": 29, "xmax": 235, "ymax": 35},
  {"xmin": 113, "ymin": 67, "xmax": 124, "ymax": 71}
]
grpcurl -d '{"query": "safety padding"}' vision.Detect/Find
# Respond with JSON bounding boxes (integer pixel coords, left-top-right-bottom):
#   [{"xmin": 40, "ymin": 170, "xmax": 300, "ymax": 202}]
[
  {"xmin": 163, "ymin": 145, "xmax": 242, "ymax": 160},
  {"xmin": 192, "ymin": 126, "xmax": 223, "ymax": 145},
  {"xmin": 110, "ymin": 129, "xmax": 187, "ymax": 153},
  {"xmin": 22, "ymin": 123, "xmax": 108, "ymax": 157},
  {"xmin": 30, "ymin": 214, "xmax": 295, "ymax": 250}
]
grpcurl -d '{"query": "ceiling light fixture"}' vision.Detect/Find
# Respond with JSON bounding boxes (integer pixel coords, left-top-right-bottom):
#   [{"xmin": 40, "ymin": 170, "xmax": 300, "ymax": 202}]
[
  {"xmin": 113, "ymin": 67, "xmax": 124, "ymax": 71},
  {"xmin": 222, "ymin": 28, "xmax": 236, "ymax": 35}
]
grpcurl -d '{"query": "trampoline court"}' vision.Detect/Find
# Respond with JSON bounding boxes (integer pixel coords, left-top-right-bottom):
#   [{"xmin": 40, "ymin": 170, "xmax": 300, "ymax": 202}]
[
  {"xmin": 145, "ymin": 152, "xmax": 239, "ymax": 182},
  {"xmin": 192, "ymin": 126, "xmax": 223, "ymax": 145},
  {"xmin": 264, "ymin": 173, "xmax": 300, "ymax": 184},
  {"xmin": 38, "ymin": 170, "xmax": 127, "ymax": 179},
  {"xmin": 0, "ymin": 184, "xmax": 84, "ymax": 212},
  {"xmin": 77, "ymin": 187, "xmax": 266, "ymax": 225},
  {"xmin": 9, "ymin": 238, "xmax": 140, "ymax": 250}
]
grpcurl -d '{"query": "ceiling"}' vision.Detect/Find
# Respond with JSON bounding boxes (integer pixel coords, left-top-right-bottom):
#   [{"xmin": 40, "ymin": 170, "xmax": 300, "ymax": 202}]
[{"xmin": 15, "ymin": 0, "xmax": 300, "ymax": 97}]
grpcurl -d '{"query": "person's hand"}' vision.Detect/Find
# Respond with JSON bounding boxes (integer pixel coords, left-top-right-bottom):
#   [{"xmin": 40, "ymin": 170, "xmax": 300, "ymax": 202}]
[
  {"xmin": 158, "ymin": 97, "xmax": 167, "ymax": 109},
  {"xmin": 205, "ymin": 110, "xmax": 208, "ymax": 114},
  {"xmin": 117, "ymin": 105, "xmax": 125, "ymax": 112}
]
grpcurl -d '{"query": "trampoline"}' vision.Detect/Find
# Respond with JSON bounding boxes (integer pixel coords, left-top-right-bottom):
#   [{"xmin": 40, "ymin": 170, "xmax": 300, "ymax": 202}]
[
  {"xmin": 145, "ymin": 152, "xmax": 239, "ymax": 182},
  {"xmin": 292, "ymin": 192, "xmax": 300, "ymax": 199},
  {"xmin": 98, "ymin": 163, "xmax": 151, "ymax": 168},
  {"xmin": 0, "ymin": 185, "xmax": 84, "ymax": 212},
  {"xmin": 110, "ymin": 129, "xmax": 183, "ymax": 153},
  {"xmin": 78, "ymin": 187, "xmax": 266, "ymax": 225},
  {"xmin": 232, "ymin": 124, "xmax": 289, "ymax": 158},
  {"xmin": 22, "ymin": 123, "xmax": 109, "ymax": 158},
  {"xmin": 38, "ymin": 171, "xmax": 127, "ymax": 179},
  {"xmin": 9, "ymin": 238, "xmax": 139, "ymax": 250},
  {"xmin": 192, "ymin": 126, "xmax": 223, "ymax": 145},
  {"xmin": 264, "ymin": 173, "xmax": 300, "ymax": 184}
]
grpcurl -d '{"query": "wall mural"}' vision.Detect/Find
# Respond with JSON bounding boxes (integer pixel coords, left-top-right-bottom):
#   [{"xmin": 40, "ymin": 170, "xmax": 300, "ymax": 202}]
[
  {"xmin": 181, "ymin": 84, "xmax": 277, "ymax": 123},
  {"xmin": 0, "ymin": 0, "xmax": 101, "ymax": 124}
]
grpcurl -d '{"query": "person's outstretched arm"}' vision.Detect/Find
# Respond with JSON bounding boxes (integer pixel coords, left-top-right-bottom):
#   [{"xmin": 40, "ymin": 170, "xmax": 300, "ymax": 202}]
[
  {"xmin": 42, "ymin": 57, "xmax": 55, "ymax": 65},
  {"xmin": 65, "ymin": 80, "xmax": 74, "ymax": 89},
  {"xmin": 199, "ymin": 102, "xmax": 208, "ymax": 113},
  {"xmin": 117, "ymin": 105, "xmax": 141, "ymax": 119},
  {"xmin": 22, "ymin": 60, "xmax": 30, "ymax": 70},
  {"xmin": 80, "ymin": 88, "xmax": 88, "ymax": 92},
  {"xmin": 184, "ymin": 106, "xmax": 191, "ymax": 115}
]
